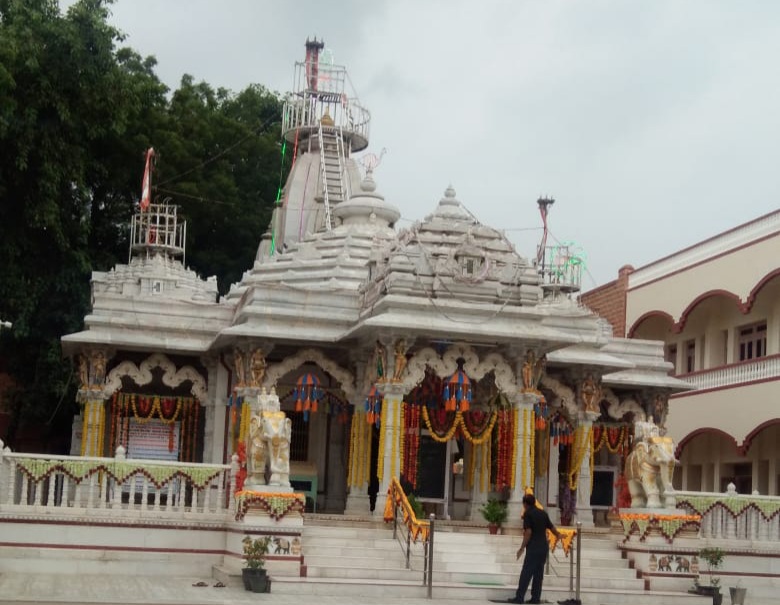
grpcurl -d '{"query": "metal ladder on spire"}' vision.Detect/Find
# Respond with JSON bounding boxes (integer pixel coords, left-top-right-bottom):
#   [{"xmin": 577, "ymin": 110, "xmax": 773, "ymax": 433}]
[{"xmin": 318, "ymin": 122, "xmax": 347, "ymax": 231}]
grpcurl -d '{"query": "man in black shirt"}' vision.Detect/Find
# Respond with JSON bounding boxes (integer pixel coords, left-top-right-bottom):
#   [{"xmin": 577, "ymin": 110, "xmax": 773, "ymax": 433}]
[{"xmin": 507, "ymin": 493, "xmax": 562, "ymax": 604}]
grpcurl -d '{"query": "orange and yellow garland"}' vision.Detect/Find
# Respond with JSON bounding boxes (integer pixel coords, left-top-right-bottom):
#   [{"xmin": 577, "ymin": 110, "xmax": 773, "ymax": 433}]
[{"xmin": 383, "ymin": 477, "xmax": 430, "ymax": 543}]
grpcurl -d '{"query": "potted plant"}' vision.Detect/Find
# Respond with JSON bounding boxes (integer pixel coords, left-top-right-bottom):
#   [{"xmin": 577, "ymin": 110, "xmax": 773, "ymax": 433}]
[
  {"xmin": 480, "ymin": 498, "xmax": 508, "ymax": 534},
  {"xmin": 729, "ymin": 579, "xmax": 747, "ymax": 605},
  {"xmin": 696, "ymin": 547, "xmax": 725, "ymax": 605},
  {"xmin": 242, "ymin": 535, "xmax": 271, "ymax": 593}
]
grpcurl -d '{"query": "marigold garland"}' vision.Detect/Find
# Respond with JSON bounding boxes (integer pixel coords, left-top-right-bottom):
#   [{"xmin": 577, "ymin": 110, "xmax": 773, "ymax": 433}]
[
  {"xmin": 618, "ymin": 512, "xmax": 702, "ymax": 543},
  {"xmin": 377, "ymin": 396, "xmax": 388, "ymax": 482},
  {"xmin": 568, "ymin": 425, "xmax": 593, "ymax": 490},
  {"xmin": 234, "ymin": 491, "xmax": 306, "ymax": 521},
  {"xmin": 382, "ymin": 477, "xmax": 430, "ymax": 543},
  {"xmin": 420, "ymin": 407, "xmax": 498, "ymax": 445},
  {"xmin": 347, "ymin": 412, "xmax": 357, "ymax": 486},
  {"xmin": 399, "ymin": 403, "xmax": 405, "ymax": 477}
]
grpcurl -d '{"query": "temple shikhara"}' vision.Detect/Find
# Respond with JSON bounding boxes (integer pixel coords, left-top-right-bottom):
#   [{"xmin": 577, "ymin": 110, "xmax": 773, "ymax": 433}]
[{"xmin": 1, "ymin": 38, "xmax": 777, "ymax": 604}]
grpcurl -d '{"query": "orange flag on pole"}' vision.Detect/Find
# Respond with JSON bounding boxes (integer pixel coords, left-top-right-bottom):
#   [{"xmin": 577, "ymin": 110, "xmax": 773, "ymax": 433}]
[{"xmin": 140, "ymin": 147, "xmax": 155, "ymax": 211}]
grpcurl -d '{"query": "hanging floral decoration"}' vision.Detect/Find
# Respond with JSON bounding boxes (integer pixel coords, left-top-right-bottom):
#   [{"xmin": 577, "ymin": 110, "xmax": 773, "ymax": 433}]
[
  {"xmin": 323, "ymin": 392, "xmax": 351, "ymax": 425},
  {"xmin": 365, "ymin": 385, "xmax": 382, "ymax": 426},
  {"xmin": 420, "ymin": 407, "xmax": 498, "ymax": 445},
  {"xmin": 383, "ymin": 477, "xmax": 430, "ymax": 543},
  {"xmin": 550, "ymin": 412, "xmax": 574, "ymax": 446},
  {"xmin": 348, "ymin": 409, "xmax": 372, "ymax": 487},
  {"xmin": 293, "ymin": 372, "xmax": 324, "ymax": 422},
  {"xmin": 109, "ymin": 393, "xmax": 200, "ymax": 461},
  {"xmin": 402, "ymin": 402, "xmax": 421, "ymax": 489},
  {"xmin": 495, "ymin": 408, "xmax": 515, "ymax": 490},
  {"xmin": 619, "ymin": 512, "xmax": 701, "ymax": 543},
  {"xmin": 567, "ymin": 425, "xmax": 593, "ymax": 491},
  {"xmin": 534, "ymin": 401, "xmax": 549, "ymax": 430},
  {"xmin": 592, "ymin": 424, "xmax": 629, "ymax": 455},
  {"xmin": 676, "ymin": 495, "xmax": 780, "ymax": 521},
  {"xmin": 442, "ymin": 369, "xmax": 472, "ymax": 412},
  {"xmin": 234, "ymin": 491, "xmax": 306, "ymax": 522}
]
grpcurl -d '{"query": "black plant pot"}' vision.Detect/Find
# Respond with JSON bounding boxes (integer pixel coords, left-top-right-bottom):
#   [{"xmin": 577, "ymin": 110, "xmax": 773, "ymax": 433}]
[
  {"xmin": 242, "ymin": 568, "xmax": 267, "ymax": 592},
  {"xmin": 696, "ymin": 585, "xmax": 722, "ymax": 605}
]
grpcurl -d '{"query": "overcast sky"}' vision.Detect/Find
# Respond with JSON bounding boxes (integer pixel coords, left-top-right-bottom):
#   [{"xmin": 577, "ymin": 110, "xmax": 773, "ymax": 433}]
[{"xmin": 95, "ymin": 0, "xmax": 780, "ymax": 287}]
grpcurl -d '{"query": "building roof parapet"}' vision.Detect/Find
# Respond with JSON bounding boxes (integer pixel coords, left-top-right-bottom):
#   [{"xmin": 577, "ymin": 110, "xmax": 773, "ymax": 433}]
[{"xmin": 629, "ymin": 209, "xmax": 780, "ymax": 289}]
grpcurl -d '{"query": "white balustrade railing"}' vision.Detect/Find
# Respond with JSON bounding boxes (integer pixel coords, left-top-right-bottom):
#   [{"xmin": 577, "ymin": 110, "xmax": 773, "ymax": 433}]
[
  {"xmin": 0, "ymin": 441, "xmax": 237, "ymax": 519},
  {"xmin": 677, "ymin": 354, "xmax": 780, "ymax": 392},
  {"xmin": 676, "ymin": 489, "xmax": 780, "ymax": 541}
]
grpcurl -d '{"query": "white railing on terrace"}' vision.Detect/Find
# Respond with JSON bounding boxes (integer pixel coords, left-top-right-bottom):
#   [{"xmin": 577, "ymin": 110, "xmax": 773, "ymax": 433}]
[
  {"xmin": 0, "ymin": 442, "xmax": 237, "ymax": 519},
  {"xmin": 676, "ymin": 354, "xmax": 780, "ymax": 392},
  {"xmin": 676, "ymin": 489, "xmax": 780, "ymax": 542}
]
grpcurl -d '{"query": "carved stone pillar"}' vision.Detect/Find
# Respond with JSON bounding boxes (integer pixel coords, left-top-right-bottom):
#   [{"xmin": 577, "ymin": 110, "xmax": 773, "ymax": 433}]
[
  {"xmin": 75, "ymin": 349, "xmax": 113, "ymax": 457},
  {"xmin": 572, "ymin": 410, "xmax": 599, "ymax": 528},
  {"xmin": 201, "ymin": 355, "xmax": 229, "ymax": 464},
  {"xmin": 376, "ymin": 382, "xmax": 406, "ymax": 500},
  {"xmin": 345, "ymin": 357, "xmax": 374, "ymax": 514},
  {"xmin": 506, "ymin": 393, "xmax": 539, "ymax": 521}
]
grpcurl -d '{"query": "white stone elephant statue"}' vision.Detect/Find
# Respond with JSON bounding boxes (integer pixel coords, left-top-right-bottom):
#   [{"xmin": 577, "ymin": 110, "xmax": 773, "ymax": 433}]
[
  {"xmin": 245, "ymin": 409, "xmax": 291, "ymax": 489},
  {"xmin": 625, "ymin": 435, "xmax": 678, "ymax": 508}
]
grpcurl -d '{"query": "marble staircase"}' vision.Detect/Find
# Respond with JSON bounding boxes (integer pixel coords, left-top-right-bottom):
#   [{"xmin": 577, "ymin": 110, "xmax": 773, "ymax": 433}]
[{"xmin": 219, "ymin": 516, "xmax": 710, "ymax": 604}]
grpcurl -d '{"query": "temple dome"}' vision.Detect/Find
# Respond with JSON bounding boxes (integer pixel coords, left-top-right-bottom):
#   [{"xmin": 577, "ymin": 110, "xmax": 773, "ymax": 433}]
[{"xmin": 363, "ymin": 186, "xmax": 544, "ymax": 307}]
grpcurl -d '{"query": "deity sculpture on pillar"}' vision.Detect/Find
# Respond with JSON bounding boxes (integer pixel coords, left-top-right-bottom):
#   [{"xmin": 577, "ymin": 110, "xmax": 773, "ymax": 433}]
[
  {"xmin": 78, "ymin": 354, "xmax": 89, "ymax": 390},
  {"xmin": 250, "ymin": 348, "xmax": 267, "ymax": 387},
  {"xmin": 580, "ymin": 374, "xmax": 601, "ymax": 414},
  {"xmin": 233, "ymin": 348, "xmax": 247, "ymax": 387},
  {"xmin": 91, "ymin": 351, "xmax": 107, "ymax": 388},
  {"xmin": 375, "ymin": 340, "xmax": 387, "ymax": 383},
  {"xmin": 392, "ymin": 339, "xmax": 408, "ymax": 382},
  {"xmin": 521, "ymin": 350, "xmax": 546, "ymax": 394}
]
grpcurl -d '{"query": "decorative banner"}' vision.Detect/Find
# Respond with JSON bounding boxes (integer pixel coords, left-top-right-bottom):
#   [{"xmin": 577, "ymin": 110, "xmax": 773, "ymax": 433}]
[
  {"xmin": 677, "ymin": 495, "xmax": 780, "ymax": 521},
  {"xmin": 365, "ymin": 385, "xmax": 382, "ymax": 425},
  {"xmin": 619, "ymin": 512, "xmax": 701, "ymax": 543},
  {"xmin": 234, "ymin": 491, "xmax": 306, "ymax": 522},
  {"xmin": 293, "ymin": 373, "xmax": 323, "ymax": 422},
  {"xmin": 442, "ymin": 369, "xmax": 472, "ymax": 412}
]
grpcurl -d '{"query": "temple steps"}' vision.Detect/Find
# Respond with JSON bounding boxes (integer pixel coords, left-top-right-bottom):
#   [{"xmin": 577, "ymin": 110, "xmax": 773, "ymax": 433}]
[{"xmin": 276, "ymin": 521, "xmax": 707, "ymax": 603}]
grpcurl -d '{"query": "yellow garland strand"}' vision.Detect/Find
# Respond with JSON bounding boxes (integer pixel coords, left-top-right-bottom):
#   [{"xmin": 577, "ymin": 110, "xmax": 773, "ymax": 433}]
[
  {"xmin": 364, "ymin": 418, "xmax": 371, "ymax": 485},
  {"xmin": 568, "ymin": 425, "xmax": 593, "ymax": 490},
  {"xmin": 420, "ymin": 407, "xmax": 498, "ymax": 445},
  {"xmin": 377, "ymin": 398, "xmax": 387, "ymax": 482},
  {"xmin": 521, "ymin": 408, "xmax": 528, "ymax": 490},
  {"xmin": 510, "ymin": 407, "xmax": 519, "ymax": 490},
  {"xmin": 347, "ymin": 412, "xmax": 355, "ymax": 486},
  {"xmin": 529, "ymin": 409, "xmax": 535, "ymax": 490}
]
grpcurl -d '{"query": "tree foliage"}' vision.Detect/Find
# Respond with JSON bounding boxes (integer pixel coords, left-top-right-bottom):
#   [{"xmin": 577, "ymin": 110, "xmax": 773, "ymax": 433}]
[{"xmin": 0, "ymin": 0, "xmax": 284, "ymax": 449}]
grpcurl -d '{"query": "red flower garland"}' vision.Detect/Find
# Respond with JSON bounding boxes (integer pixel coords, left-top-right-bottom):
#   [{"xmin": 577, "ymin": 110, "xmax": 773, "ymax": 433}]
[
  {"xmin": 495, "ymin": 409, "xmax": 514, "ymax": 490},
  {"xmin": 402, "ymin": 404, "xmax": 421, "ymax": 488}
]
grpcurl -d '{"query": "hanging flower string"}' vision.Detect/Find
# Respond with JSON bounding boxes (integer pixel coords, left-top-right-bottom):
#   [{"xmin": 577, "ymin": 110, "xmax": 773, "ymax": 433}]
[
  {"xmin": 402, "ymin": 403, "xmax": 421, "ymax": 488},
  {"xmin": 420, "ymin": 407, "xmax": 497, "ymax": 445},
  {"xmin": 619, "ymin": 512, "xmax": 701, "ymax": 543}
]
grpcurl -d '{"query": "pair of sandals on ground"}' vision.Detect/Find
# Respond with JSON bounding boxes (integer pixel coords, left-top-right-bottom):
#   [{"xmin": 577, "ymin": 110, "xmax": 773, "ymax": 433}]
[{"xmin": 191, "ymin": 581, "xmax": 225, "ymax": 587}]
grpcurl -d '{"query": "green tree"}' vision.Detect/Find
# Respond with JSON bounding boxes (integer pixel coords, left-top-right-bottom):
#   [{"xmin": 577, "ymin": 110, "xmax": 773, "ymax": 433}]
[{"xmin": 0, "ymin": 0, "xmax": 285, "ymax": 449}]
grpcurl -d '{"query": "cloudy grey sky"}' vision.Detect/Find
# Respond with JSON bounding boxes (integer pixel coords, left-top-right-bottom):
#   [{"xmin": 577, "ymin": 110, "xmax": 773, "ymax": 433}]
[{"xmin": 99, "ymin": 0, "xmax": 779, "ymax": 287}]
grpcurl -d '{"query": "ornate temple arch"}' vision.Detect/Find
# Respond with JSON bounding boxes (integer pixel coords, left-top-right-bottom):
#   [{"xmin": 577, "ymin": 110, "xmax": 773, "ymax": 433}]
[
  {"xmin": 103, "ymin": 353, "xmax": 207, "ymax": 401},
  {"xmin": 400, "ymin": 343, "xmax": 517, "ymax": 394},
  {"xmin": 263, "ymin": 348, "xmax": 356, "ymax": 401},
  {"xmin": 540, "ymin": 374, "xmax": 578, "ymax": 418}
]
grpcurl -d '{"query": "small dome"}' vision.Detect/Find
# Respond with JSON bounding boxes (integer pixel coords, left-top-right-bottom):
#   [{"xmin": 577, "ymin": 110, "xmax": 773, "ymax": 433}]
[{"xmin": 332, "ymin": 171, "xmax": 400, "ymax": 227}]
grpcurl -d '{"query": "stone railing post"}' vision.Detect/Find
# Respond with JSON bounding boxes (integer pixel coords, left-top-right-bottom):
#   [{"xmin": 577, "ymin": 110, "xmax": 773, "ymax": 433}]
[{"xmin": 229, "ymin": 453, "xmax": 239, "ymax": 512}]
